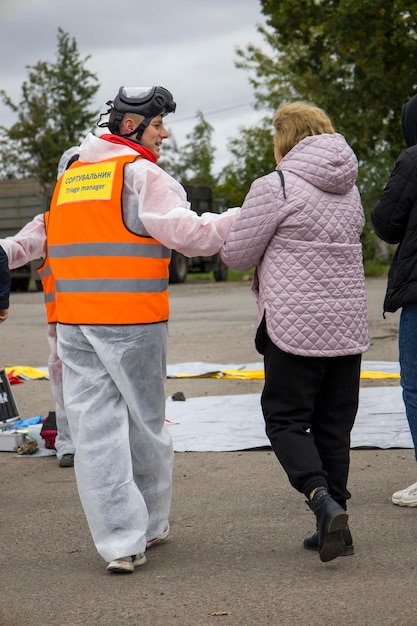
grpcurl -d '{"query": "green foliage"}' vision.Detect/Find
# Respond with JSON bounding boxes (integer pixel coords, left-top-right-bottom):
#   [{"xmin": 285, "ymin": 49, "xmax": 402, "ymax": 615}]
[
  {"xmin": 215, "ymin": 119, "xmax": 276, "ymax": 207},
  {"xmin": 160, "ymin": 111, "xmax": 218, "ymax": 188},
  {"xmin": 184, "ymin": 268, "xmax": 254, "ymax": 283},
  {"xmin": 241, "ymin": 1, "xmax": 417, "ymax": 163},
  {"xmin": 157, "ymin": 133, "xmax": 185, "ymax": 182},
  {"xmin": 0, "ymin": 28, "xmax": 100, "ymax": 185},
  {"xmin": 231, "ymin": 0, "xmax": 417, "ymax": 263},
  {"xmin": 363, "ymin": 258, "xmax": 389, "ymax": 278}
]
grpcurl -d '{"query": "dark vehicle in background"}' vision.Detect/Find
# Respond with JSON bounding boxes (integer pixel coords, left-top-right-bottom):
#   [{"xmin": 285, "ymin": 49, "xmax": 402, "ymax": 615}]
[
  {"xmin": 168, "ymin": 185, "xmax": 229, "ymax": 284},
  {"xmin": 0, "ymin": 178, "xmax": 47, "ymax": 291},
  {"xmin": 0, "ymin": 179, "xmax": 228, "ymax": 290}
]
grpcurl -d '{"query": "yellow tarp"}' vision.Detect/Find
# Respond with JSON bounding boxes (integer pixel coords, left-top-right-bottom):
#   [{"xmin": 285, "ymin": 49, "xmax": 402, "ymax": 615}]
[
  {"xmin": 361, "ymin": 371, "xmax": 400, "ymax": 380},
  {"xmin": 3, "ymin": 365, "xmax": 400, "ymax": 382},
  {"xmin": 4, "ymin": 366, "xmax": 49, "ymax": 380},
  {"xmin": 169, "ymin": 369, "xmax": 400, "ymax": 381}
]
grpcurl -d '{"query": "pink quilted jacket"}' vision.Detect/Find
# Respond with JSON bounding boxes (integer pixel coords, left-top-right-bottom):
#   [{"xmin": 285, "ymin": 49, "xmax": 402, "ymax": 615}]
[{"xmin": 221, "ymin": 133, "xmax": 370, "ymax": 357}]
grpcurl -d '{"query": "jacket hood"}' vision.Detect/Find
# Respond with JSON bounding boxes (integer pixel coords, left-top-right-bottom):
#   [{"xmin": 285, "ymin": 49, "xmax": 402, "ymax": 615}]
[
  {"xmin": 401, "ymin": 94, "xmax": 417, "ymax": 147},
  {"xmin": 280, "ymin": 133, "xmax": 358, "ymax": 195}
]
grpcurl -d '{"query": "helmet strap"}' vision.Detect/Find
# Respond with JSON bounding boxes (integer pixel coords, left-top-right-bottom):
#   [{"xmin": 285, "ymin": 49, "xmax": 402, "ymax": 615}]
[
  {"xmin": 120, "ymin": 117, "xmax": 151, "ymax": 143},
  {"xmin": 97, "ymin": 103, "xmax": 153, "ymax": 143}
]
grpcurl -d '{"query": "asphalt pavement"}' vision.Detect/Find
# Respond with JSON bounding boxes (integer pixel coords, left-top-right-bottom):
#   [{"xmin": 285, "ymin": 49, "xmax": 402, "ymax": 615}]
[{"xmin": 0, "ymin": 278, "xmax": 415, "ymax": 626}]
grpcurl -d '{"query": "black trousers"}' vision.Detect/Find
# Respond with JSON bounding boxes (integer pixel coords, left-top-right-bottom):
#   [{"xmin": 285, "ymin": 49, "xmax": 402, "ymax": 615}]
[{"xmin": 261, "ymin": 336, "xmax": 361, "ymax": 508}]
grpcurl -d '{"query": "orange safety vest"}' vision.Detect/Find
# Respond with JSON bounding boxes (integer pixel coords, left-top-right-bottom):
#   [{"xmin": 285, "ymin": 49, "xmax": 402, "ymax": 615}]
[
  {"xmin": 37, "ymin": 212, "xmax": 57, "ymax": 323},
  {"xmin": 47, "ymin": 154, "xmax": 171, "ymax": 325}
]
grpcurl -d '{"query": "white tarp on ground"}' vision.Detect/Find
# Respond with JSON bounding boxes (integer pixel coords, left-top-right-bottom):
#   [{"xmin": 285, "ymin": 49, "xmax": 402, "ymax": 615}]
[
  {"xmin": 11, "ymin": 361, "xmax": 410, "ymax": 456},
  {"xmin": 166, "ymin": 360, "xmax": 401, "ymax": 378},
  {"xmin": 167, "ymin": 387, "xmax": 411, "ymax": 452},
  {"xmin": 166, "ymin": 361, "xmax": 411, "ymax": 452}
]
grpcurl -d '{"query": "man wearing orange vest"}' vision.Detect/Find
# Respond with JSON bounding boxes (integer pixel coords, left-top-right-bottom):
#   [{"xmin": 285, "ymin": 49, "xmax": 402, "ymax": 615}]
[{"xmin": 45, "ymin": 86, "xmax": 238, "ymax": 573}]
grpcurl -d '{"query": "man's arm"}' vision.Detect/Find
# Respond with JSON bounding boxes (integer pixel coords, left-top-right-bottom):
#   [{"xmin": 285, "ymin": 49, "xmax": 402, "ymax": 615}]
[
  {"xmin": 129, "ymin": 165, "xmax": 238, "ymax": 257},
  {"xmin": 0, "ymin": 213, "xmax": 46, "ymax": 269}
]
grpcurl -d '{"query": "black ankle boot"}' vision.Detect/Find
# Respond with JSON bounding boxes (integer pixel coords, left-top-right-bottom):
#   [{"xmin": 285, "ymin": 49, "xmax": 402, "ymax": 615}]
[
  {"xmin": 306, "ymin": 487, "xmax": 348, "ymax": 562},
  {"xmin": 303, "ymin": 526, "xmax": 354, "ymax": 556}
]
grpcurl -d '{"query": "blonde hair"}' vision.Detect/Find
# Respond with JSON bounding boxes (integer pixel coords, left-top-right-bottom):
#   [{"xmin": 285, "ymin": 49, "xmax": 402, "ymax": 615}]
[{"xmin": 273, "ymin": 101, "xmax": 335, "ymax": 158}]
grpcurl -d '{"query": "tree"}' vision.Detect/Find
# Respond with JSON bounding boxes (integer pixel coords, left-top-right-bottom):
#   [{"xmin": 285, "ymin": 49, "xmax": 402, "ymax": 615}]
[
  {"xmin": 230, "ymin": 0, "xmax": 417, "ymax": 264},
  {"xmin": 239, "ymin": 1, "xmax": 417, "ymax": 165},
  {"xmin": 0, "ymin": 28, "xmax": 100, "ymax": 185},
  {"xmin": 216, "ymin": 119, "xmax": 276, "ymax": 207},
  {"xmin": 156, "ymin": 133, "xmax": 187, "ymax": 183},
  {"xmin": 159, "ymin": 111, "xmax": 217, "ymax": 188}
]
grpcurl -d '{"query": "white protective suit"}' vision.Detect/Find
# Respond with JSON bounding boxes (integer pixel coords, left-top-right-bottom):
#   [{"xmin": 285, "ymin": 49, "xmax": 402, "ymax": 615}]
[
  {"xmin": 54, "ymin": 133, "xmax": 238, "ymax": 562},
  {"xmin": 0, "ymin": 215, "xmax": 75, "ymax": 461}
]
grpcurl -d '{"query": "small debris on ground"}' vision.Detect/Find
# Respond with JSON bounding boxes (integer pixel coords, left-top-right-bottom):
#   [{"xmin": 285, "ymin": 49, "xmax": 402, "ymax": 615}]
[{"xmin": 171, "ymin": 391, "xmax": 186, "ymax": 401}]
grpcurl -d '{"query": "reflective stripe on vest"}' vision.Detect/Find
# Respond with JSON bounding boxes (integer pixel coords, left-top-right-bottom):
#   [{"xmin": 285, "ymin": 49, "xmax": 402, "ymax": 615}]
[
  {"xmin": 37, "ymin": 212, "xmax": 57, "ymax": 323},
  {"xmin": 37, "ymin": 260, "xmax": 57, "ymax": 323},
  {"xmin": 47, "ymin": 154, "xmax": 171, "ymax": 325}
]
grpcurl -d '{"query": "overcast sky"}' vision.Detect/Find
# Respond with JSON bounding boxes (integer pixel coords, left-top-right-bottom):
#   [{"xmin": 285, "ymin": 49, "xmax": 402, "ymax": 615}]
[{"xmin": 0, "ymin": 0, "xmax": 270, "ymax": 174}]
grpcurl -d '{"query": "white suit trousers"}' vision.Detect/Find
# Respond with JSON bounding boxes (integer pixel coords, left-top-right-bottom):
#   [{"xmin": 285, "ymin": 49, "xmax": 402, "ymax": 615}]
[
  {"xmin": 46, "ymin": 323, "xmax": 75, "ymax": 459},
  {"xmin": 57, "ymin": 321, "xmax": 173, "ymax": 562}
]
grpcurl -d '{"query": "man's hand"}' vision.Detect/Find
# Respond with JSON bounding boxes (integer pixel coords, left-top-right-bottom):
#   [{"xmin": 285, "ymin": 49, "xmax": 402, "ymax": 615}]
[{"xmin": 0, "ymin": 309, "xmax": 9, "ymax": 323}]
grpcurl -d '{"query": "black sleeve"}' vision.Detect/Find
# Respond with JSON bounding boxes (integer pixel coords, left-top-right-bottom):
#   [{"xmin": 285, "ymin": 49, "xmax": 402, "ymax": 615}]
[
  {"xmin": 371, "ymin": 151, "xmax": 417, "ymax": 244},
  {"xmin": 0, "ymin": 246, "xmax": 11, "ymax": 310}
]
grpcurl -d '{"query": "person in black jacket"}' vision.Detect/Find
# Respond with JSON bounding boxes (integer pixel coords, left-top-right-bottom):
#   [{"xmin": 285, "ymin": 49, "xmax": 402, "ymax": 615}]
[
  {"xmin": 0, "ymin": 245, "xmax": 10, "ymax": 323},
  {"xmin": 371, "ymin": 93, "xmax": 417, "ymax": 507}
]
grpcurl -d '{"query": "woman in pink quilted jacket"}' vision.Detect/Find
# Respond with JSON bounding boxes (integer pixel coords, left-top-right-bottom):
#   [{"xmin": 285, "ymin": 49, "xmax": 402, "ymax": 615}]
[{"xmin": 221, "ymin": 101, "xmax": 369, "ymax": 563}]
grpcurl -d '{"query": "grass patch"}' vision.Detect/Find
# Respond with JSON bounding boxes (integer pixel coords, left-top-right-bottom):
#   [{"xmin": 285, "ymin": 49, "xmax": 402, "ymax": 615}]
[
  {"xmin": 364, "ymin": 260, "xmax": 389, "ymax": 277},
  {"xmin": 185, "ymin": 263, "xmax": 387, "ymax": 282},
  {"xmin": 227, "ymin": 268, "xmax": 254, "ymax": 282},
  {"xmin": 184, "ymin": 268, "xmax": 254, "ymax": 283}
]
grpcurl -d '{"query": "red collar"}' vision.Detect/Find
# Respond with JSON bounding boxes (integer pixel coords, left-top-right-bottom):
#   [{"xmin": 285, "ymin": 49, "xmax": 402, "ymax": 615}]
[{"xmin": 99, "ymin": 134, "xmax": 157, "ymax": 163}]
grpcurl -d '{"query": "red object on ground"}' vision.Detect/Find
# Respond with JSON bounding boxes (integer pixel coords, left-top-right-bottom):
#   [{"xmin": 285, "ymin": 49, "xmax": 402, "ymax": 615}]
[{"xmin": 7, "ymin": 371, "xmax": 23, "ymax": 385}]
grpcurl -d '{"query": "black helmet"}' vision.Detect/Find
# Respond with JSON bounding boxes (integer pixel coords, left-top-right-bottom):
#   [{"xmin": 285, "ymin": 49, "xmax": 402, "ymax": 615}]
[{"xmin": 97, "ymin": 86, "xmax": 176, "ymax": 141}]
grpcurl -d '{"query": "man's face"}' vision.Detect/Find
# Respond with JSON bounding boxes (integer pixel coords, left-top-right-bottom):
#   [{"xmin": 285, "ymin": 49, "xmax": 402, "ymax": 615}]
[{"xmin": 140, "ymin": 115, "xmax": 169, "ymax": 160}]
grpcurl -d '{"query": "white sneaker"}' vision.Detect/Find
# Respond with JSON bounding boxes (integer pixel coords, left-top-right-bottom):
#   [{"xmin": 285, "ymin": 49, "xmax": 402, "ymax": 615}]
[
  {"xmin": 146, "ymin": 523, "xmax": 170, "ymax": 549},
  {"xmin": 107, "ymin": 553, "xmax": 146, "ymax": 573},
  {"xmin": 132, "ymin": 552, "xmax": 147, "ymax": 567},
  {"xmin": 392, "ymin": 481, "xmax": 417, "ymax": 506}
]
